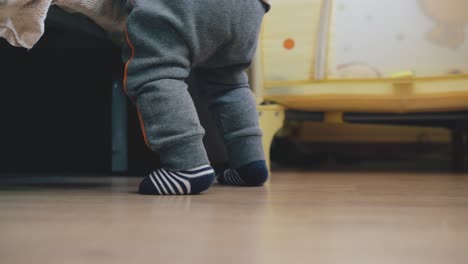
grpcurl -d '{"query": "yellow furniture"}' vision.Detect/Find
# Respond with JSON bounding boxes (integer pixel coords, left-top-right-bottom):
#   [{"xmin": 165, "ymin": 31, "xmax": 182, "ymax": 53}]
[
  {"xmin": 254, "ymin": 0, "xmax": 468, "ymax": 171},
  {"xmin": 258, "ymin": 104, "xmax": 285, "ymax": 172}
]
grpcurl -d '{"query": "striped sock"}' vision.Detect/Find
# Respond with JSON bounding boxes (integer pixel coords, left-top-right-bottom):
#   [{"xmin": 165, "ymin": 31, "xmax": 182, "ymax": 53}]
[
  {"xmin": 217, "ymin": 160, "xmax": 268, "ymax": 187},
  {"xmin": 138, "ymin": 165, "xmax": 215, "ymax": 195}
]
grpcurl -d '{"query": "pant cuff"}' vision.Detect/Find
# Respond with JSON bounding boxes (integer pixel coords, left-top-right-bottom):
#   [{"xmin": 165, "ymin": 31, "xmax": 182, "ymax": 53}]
[
  {"xmin": 159, "ymin": 136, "xmax": 210, "ymax": 171},
  {"xmin": 227, "ymin": 136, "xmax": 265, "ymax": 168}
]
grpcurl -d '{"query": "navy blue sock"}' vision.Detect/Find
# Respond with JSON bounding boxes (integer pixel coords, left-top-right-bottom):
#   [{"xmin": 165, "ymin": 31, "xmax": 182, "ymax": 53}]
[
  {"xmin": 139, "ymin": 165, "xmax": 215, "ymax": 195},
  {"xmin": 216, "ymin": 160, "xmax": 268, "ymax": 186}
]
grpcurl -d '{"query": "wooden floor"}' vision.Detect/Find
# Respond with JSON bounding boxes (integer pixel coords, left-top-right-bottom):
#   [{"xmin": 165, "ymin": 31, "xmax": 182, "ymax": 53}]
[{"xmin": 1, "ymin": 170, "xmax": 468, "ymax": 264}]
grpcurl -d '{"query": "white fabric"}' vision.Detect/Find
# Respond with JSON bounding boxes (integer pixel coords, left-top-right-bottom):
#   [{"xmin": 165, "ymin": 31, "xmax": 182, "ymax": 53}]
[{"xmin": 0, "ymin": 0, "xmax": 125, "ymax": 49}]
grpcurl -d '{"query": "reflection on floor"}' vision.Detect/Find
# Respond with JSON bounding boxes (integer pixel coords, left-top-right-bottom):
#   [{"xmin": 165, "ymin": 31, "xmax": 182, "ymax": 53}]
[{"xmin": 1, "ymin": 169, "xmax": 468, "ymax": 264}]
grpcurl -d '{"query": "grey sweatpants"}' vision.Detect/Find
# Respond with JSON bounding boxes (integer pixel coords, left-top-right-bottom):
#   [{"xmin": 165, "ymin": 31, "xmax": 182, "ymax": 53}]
[{"xmin": 123, "ymin": 0, "xmax": 266, "ymax": 171}]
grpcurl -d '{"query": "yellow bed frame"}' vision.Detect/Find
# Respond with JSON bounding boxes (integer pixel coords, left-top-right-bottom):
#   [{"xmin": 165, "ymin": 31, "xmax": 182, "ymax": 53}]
[
  {"xmin": 255, "ymin": 76, "xmax": 468, "ymax": 171},
  {"xmin": 253, "ymin": 0, "xmax": 468, "ymax": 171}
]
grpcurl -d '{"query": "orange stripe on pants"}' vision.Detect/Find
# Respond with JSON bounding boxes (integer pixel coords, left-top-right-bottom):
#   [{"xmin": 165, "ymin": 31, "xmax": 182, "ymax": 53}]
[{"xmin": 123, "ymin": 24, "xmax": 152, "ymax": 149}]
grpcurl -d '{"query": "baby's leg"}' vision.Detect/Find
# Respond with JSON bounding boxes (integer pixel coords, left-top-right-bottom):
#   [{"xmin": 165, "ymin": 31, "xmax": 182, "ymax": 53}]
[
  {"xmin": 123, "ymin": 2, "xmax": 214, "ymax": 195},
  {"xmin": 197, "ymin": 68, "xmax": 268, "ymax": 186}
]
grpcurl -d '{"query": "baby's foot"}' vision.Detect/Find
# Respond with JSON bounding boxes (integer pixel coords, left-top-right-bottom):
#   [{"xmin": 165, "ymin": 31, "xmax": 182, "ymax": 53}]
[
  {"xmin": 217, "ymin": 160, "xmax": 268, "ymax": 186},
  {"xmin": 139, "ymin": 165, "xmax": 215, "ymax": 195}
]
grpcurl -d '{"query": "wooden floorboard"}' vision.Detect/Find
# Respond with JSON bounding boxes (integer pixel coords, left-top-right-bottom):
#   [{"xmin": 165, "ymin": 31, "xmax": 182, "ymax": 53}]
[{"xmin": 1, "ymin": 170, "xmax": 468, "ymax": 264}]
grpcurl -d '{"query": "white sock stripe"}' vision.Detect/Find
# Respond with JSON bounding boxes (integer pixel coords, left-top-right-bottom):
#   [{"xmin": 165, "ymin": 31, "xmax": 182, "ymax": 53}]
[
  {"xmin": 161, "ymin": 168, "xmax": 190, "ymax": 194},
  {"xmin": 224, "ymin": 170, "xmax": 234, "ymax": 184},
  {"xmin": 149, "ymin": 172, "xmax": 163, "ymax": 194},
  {"xmin": 226, "ymin": 171, "xmax": 237, "ymax": 184},
  {"xmin": 160, "ymin": 171, "xmax": 176, "ymax": 194},
  {"xmin": 232, "ymin": 170, "xmax": 245, "ymax": 184},
  {"xmin": 183, "ymin": 167, "xmax": 213, "ymax": 174},
  {"xmin": 229, "ymin": 170, "xmax": 240, "ymax": 185},
  {"xmin": 161, "ymin": 169, "xmax": 183, "ymax": 194},
  {"xmin": 186, "ymin": 165, "xmax": 211, "ymax": 171},
  {"xmin": 167, "ymin": 175, "xmax": 184, "ymax": 195},
  {"xmin": 155, "ymin": 170, "xmax": 169, "ymax": 195},
  {"xmin": 222, "ymin": 169, "xmax": 245, "ymax": 185},
  {"xmin": 177, "ymin": 169, "xmax": 214, "ymax": 178},
  {"xmin": 168, "ymin": 171, "xmax": 191, "ymax": 194},
  {"xmin": 233, "ymin": 174, "xmax": 242, "ymax": 185}
]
